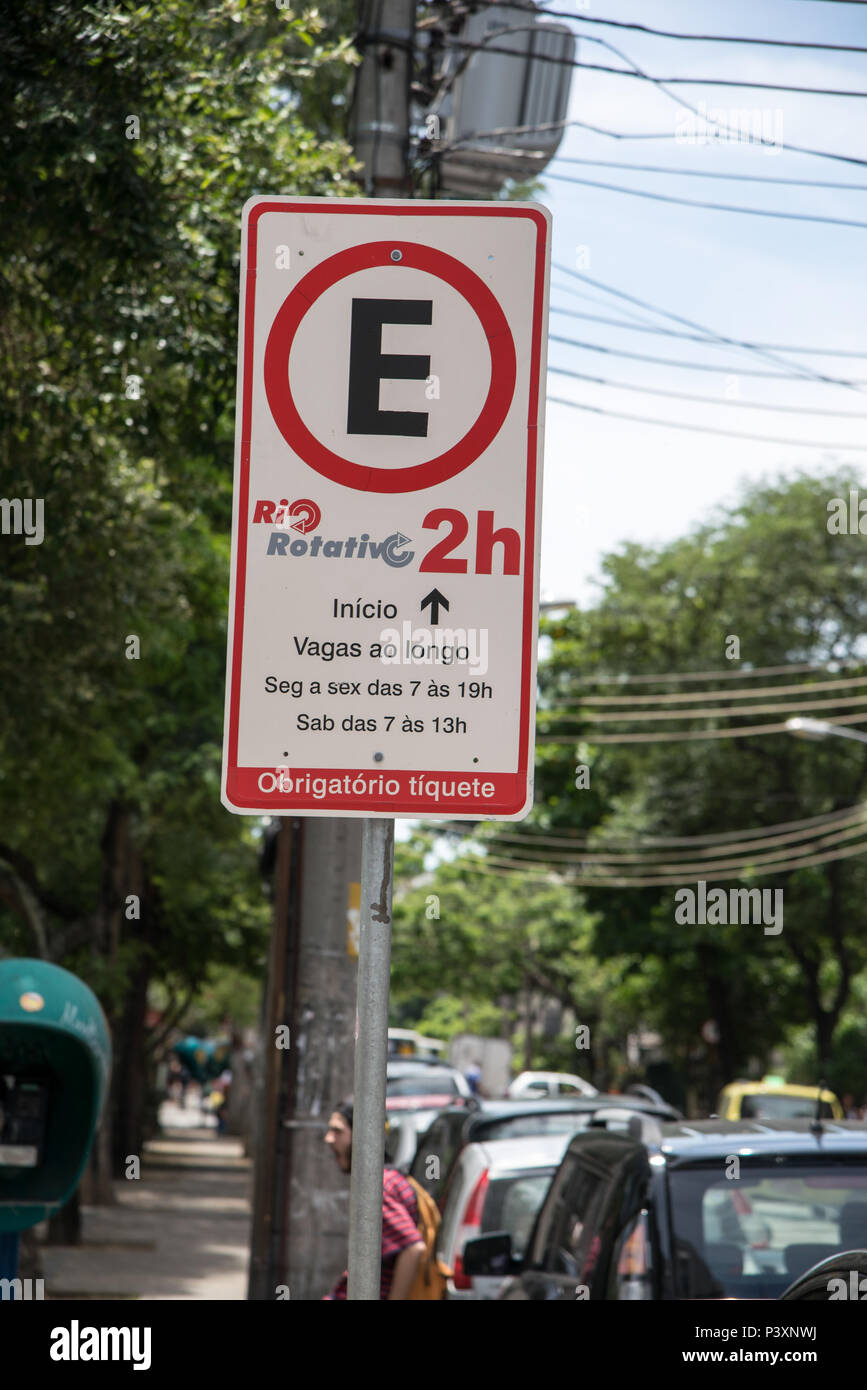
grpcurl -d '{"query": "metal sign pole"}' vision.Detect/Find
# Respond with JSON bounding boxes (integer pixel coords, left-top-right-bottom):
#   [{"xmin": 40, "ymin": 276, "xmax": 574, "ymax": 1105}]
[{"xmin": 346, "ymin": 816, "xmax": 394, "ymax": 1300}]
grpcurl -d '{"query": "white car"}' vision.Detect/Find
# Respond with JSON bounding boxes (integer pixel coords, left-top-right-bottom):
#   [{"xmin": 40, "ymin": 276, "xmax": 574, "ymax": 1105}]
[
  {"xmin": 438, "ymin": 1132, "xmax": 574, "ymax": 1299},
  {"xmin": 506, "ymin": 1071, "xmax": 597, "ymax": 1101}
]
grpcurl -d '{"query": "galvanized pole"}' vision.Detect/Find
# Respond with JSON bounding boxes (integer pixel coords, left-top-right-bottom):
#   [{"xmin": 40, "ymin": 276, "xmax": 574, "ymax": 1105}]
[
  {"xmin": 345, "ymin": 0, "xmax": 413, "ymax": 1302},
  {"xmin": 347, "ymin": 817, "xmax": 395, "ymax": 1299}
]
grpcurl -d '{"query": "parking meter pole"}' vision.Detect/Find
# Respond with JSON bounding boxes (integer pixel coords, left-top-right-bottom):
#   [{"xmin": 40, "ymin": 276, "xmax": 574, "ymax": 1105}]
[
  {"xmin": 0, "ymin": 1232, "xmax": 19, "ymax": 1281},
  {"xmin": 347, "ymin": 816, "xmax": 394, "ymax": 1300}
]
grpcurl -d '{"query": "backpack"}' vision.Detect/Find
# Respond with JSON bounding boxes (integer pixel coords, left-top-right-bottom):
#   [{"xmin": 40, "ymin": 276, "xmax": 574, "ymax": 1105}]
[{"xmin": 405, "ymin": 1175, "xmax": 453, "ymax": 1300}]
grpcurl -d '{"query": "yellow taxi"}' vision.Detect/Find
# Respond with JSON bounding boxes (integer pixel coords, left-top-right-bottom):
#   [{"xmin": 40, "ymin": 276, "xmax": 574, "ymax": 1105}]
[{"xmin": 716, "ymin": 1075, "xmax": 844, "ymax": 1121}]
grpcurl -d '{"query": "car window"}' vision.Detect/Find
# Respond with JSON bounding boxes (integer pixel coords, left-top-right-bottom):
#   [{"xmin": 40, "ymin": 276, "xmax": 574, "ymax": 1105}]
[
  {"xmin": 478, "ymin": 1113, "xmax": 589, "ymax": 1143},
  {"xmin": 525, "ymin": 1081, "xmax": 549, "ymax": 1094},
  {"xmin": 606, "ymin": 1211, "xmax": 654, "ymax": 1300},
  {"xmin": 387, "ymin": 1074, "xmax": 460, "ymax": 1097},
  {"xmin": 437, "ymin": 1156, "xmax": 477, "ymax": 1262},
  {"xmin": 480, "ymin": 1171, "xmax": 555, "ymax": 1260},
  {"xmin": 533, "ymin": 1155, "xmax": 611, "ymax": 1281},
  {"xmin": 740, "ymin": 1094, "xmax": 834, "ymax": 1120},
  {"xmin": 410, "ymin": 1115, "xmax": 458, "ymax": 1197},
  {"xmin": 669, "ymin": 1163, "xmax": 867, "ymax": 1299}
]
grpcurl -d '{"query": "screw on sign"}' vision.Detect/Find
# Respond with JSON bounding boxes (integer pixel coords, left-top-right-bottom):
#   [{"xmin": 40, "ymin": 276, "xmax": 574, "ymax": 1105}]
[{"xmin": 221, "ymin": 197, "xmax": 551, "ymax": 821}]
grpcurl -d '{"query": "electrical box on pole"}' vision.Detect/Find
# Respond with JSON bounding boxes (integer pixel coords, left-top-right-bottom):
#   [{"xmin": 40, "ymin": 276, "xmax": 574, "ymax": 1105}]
[{"xmin": 433, "ymin": 4, "xmax": 575, "ymax": 197}]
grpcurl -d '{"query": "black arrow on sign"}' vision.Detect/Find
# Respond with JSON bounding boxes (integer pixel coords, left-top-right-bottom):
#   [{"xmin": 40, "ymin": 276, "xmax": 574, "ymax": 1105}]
[{"xmin": 421, "ymin": 589, "xmax": 449, "ymax": 626}]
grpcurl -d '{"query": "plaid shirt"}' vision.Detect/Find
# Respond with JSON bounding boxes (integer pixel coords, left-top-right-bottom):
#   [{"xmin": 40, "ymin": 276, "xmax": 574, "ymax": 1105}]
[{"xmin": 326, "ymin": 1169, "xmax": 422, "ymax": 1300}]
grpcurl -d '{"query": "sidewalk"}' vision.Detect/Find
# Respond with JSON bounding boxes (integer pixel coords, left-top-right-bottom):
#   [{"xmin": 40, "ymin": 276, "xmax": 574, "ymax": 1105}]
[{"xmin": 41, "ymin": 1101, "xmax": 253, "ymax": 1300}]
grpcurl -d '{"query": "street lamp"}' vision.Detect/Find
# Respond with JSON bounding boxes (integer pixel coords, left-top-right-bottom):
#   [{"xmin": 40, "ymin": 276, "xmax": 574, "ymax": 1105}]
[{"xmin": 785, "ymin": 717, "xmax": 867, "ymax": 747}]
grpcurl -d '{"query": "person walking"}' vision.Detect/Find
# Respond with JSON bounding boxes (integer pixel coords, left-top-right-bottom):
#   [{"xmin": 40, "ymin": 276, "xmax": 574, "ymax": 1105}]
[{"xmin": 323, "ymin": 1098, "xmax": 426, "ymax": 1300}]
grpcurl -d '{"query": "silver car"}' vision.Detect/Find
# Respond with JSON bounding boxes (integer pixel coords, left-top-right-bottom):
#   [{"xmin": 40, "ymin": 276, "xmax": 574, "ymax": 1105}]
[{"xmin": 438, "ymin": 1132, "xmax": 574, "ymax": 1300}]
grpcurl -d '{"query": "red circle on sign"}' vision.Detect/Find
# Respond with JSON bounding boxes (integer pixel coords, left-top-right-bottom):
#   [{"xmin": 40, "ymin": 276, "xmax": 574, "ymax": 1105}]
[{"xmin": 263, "ymin": 241, "xmax": 517, "ymax": 493}]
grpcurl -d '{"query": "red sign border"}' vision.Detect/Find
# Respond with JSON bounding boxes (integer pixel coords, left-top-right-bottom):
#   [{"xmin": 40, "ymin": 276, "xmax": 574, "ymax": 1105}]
[
  {"xmin": 225, "ymin": 198, "xmax": 549, "ymax": 818},
  {"xmin": 264, "ymin": 239, "xmax": 517, "ymax": 493}
]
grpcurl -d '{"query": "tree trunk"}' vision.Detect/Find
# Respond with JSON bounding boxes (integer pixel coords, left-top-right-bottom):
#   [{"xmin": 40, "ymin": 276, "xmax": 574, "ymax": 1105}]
[
  {"xmin": 696, "ymin": 944, "xmax": 737, "ymax": 1110},
  {"xmin": 111, "ymin": 946, "xmax": 153, "ymax": 1173},
  {"xmin": 815, "ymin": 1010, "xmax": 835, "ymax": 1076}
]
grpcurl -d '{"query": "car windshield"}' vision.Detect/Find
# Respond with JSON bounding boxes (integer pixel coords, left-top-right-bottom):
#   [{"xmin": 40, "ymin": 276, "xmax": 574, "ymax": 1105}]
[
  {"xmin": 668, "ymin": 1161, "xmax": 867, "ymax": 1299},
  {"xmin": 387, "ymin": 1074, "xmax": 459, "ymax": 1097},
  {"xmin": 740, "ymin": 1095, "xmax": 834, "ymax": 1120},
  {"xmin": 478, "ymin": 1114, "xmax": 589, "ymax": 1142},
  {"xmin": 482, "ymin": 1171, "xmax": 555, "ymax": 1260}
]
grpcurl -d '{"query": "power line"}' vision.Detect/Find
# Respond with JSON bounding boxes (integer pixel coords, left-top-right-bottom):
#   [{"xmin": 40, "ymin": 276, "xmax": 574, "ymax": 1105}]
[
  {"xmin": 474, "ymin": 832, "xmax": 867, "ymax": 884},
  {"xmin": 552, "ymin": 155, "xmax": 867, "ymax": 195},
  {"xmin": 444, "ymin": 799, "xmax": 867, "ymax": 848},
  {"xmin": 550, "ymin": 302, "xmax": 867, "ymax": 361},
  {"xmin": 450, "ymin": 142, "xmax": 867, "ymax": 227},
  {"xmin": 540, "ymin": 693, "xmax": 867, "ymax": 724},
  {"xmin": 548, "ymin": 674, "xmax": 867, "ymax": 707},
  {"xmin": 544, "ymin": 168, "xmax": 867, "ymax": 231},
  {"xmin": 441, "ymin": 37, "xmax": 867, "ymax": 99},
  {"xmin": 548, "ymin": 362, "xmax": 867, "ymax": 419},
  {"xmin": 552, "ymin": 262, "xmax": 864, "ymax": 391},
  {"xmin": 552, "ymin": 277, "xmax": 686, "ymax": 338},
  {"xmin": 552, "ymin": 661, "xmax": 864, "ymax": 685},
  {"xmin": 437, "ymin": 112, "xmax": 867, "ymax": 172},
  {"xmin": 488, "ymin": 814, "xmax": 867, "ymax": 868},
  {"xmin": 478, "ymin": 814, "xmax": 867, "ymax": 870},
  {"xmin": 545, "ymin": 333, "xmax": 867, "ymax": 383},
  {"xmin": 536, "ymin": 712, "xmax": 867, "ymax": 744},
  {"xmin": 568, "ymin": 117, "xmax": 867, "ymax": 171},
  {"xmin": 546, "ymin": 394, "xmax": 867, "ymax": 452},
  {"xmin": 455, "ymin": 833, "xmax": 867, "ymax": 886},
  {"xmin": 481, "ymin": 815, "xmax": 867, "ymax": 862},
  {"xmin": 493, "ymin": 3, "xmax": 867, "ymax": 54},
  {"xmin": 467, "ymin": 801, "xmax": 867, "ymax": 850}
]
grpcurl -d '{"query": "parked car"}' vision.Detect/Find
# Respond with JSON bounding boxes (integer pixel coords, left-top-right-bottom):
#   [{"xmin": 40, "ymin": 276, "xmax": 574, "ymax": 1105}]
[
  {"xmin": 385, "ymin": 1060, "xmax": 472, "ymax": 1114},
  {"xmin": 506, "ymin": 1071, "xmax": 597, "ymax": 1100},
  {"xmin": 462, "ymin": 1118, "xmax": 867, "ymax": 1300},
  {"xmin": 385, "ymin": 1109, "xmax": 443, "ymax": 1172},
  {"xmin": 387, "ymin": 1028, "xmax": 446, "ymax": 1061},
  {"xmin": 716, "ymin": 1076, "xmax": 843, "ymax": 1121},
  {"xmin": 779, "ymin": 1248, "xmax": 867, "ymax": 1300},
  {"xmin": 437, "ymin": 1133, "xmax": 573, "ymax": 1299},
  {"xmin": 409, "ymin": 1092, "xmax": 683, "ymax": 1209}
]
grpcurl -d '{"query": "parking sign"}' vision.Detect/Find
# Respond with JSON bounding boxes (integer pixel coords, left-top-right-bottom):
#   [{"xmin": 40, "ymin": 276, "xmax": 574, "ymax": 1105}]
[{"xmin": 222, "ymin": 196, "xmax": 550, "ymax": 819}]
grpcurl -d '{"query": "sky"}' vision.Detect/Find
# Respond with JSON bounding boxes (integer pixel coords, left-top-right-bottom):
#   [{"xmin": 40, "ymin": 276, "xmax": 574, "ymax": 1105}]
[{"xmin": 522, "ymin": 0, "xmax": 867, "ymax": 603}]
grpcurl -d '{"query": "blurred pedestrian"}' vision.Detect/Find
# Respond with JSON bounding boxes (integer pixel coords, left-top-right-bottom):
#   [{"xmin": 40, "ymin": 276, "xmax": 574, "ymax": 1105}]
[
  {"xmin": 323, "ymin": 1098, "xmax": 426, "ymax": 1300},
  {"xmin": 465, "ymin": 1061, "xmax": 482, "ymax": 1096},
  {"xmin": 211, "ymin": 1068, "xmax": 232, "ymax": 1135}
]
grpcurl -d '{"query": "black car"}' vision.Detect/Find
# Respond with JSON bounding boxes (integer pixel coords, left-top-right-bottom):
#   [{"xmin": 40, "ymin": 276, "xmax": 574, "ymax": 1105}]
[
  {"xmin": 409, "ymin": 1093, "xmax": 683, "ymax": 1210},
  {"xmin": 463, "ymin": 1118, "xmax": 867, "ymax": 1300}
]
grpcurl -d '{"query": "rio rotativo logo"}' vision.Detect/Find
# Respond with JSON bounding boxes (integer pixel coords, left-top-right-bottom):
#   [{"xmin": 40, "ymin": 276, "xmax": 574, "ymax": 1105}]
[{"xmin": 252, "ymin": 498, "xmax": 414, "ymax": 568}]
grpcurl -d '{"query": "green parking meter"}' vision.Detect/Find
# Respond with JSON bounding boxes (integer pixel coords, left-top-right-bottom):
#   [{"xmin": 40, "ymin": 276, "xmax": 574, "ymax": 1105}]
[{"xmin": 0, "ymin": 959, "xmax": 111, "ymax": 1234}]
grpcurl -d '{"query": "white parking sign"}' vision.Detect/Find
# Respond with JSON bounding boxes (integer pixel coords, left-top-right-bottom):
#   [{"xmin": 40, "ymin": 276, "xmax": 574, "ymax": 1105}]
[{"xmin": 222, "ymin": 196, "xmax": 551, "ymax": 819}]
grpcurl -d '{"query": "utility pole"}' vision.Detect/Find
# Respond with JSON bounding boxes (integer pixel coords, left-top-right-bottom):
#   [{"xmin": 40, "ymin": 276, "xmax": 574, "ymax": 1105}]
[
  {"xmin": 248, "ymin": 815, "xmax": 364, "ymax": 1301},
  {"xmin": 344, "ymin": 0, "xmax": 415, "ymax": 1301},
  {"xmin": 350, "ymin": 0, "xmax": 416, "ymax": 197}
]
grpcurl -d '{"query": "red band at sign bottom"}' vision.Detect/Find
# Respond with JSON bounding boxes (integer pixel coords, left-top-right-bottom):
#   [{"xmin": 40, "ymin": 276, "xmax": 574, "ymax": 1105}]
[{"xmin": 226, "ymin": 767, "xmax": 527, "ymax": 816}]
